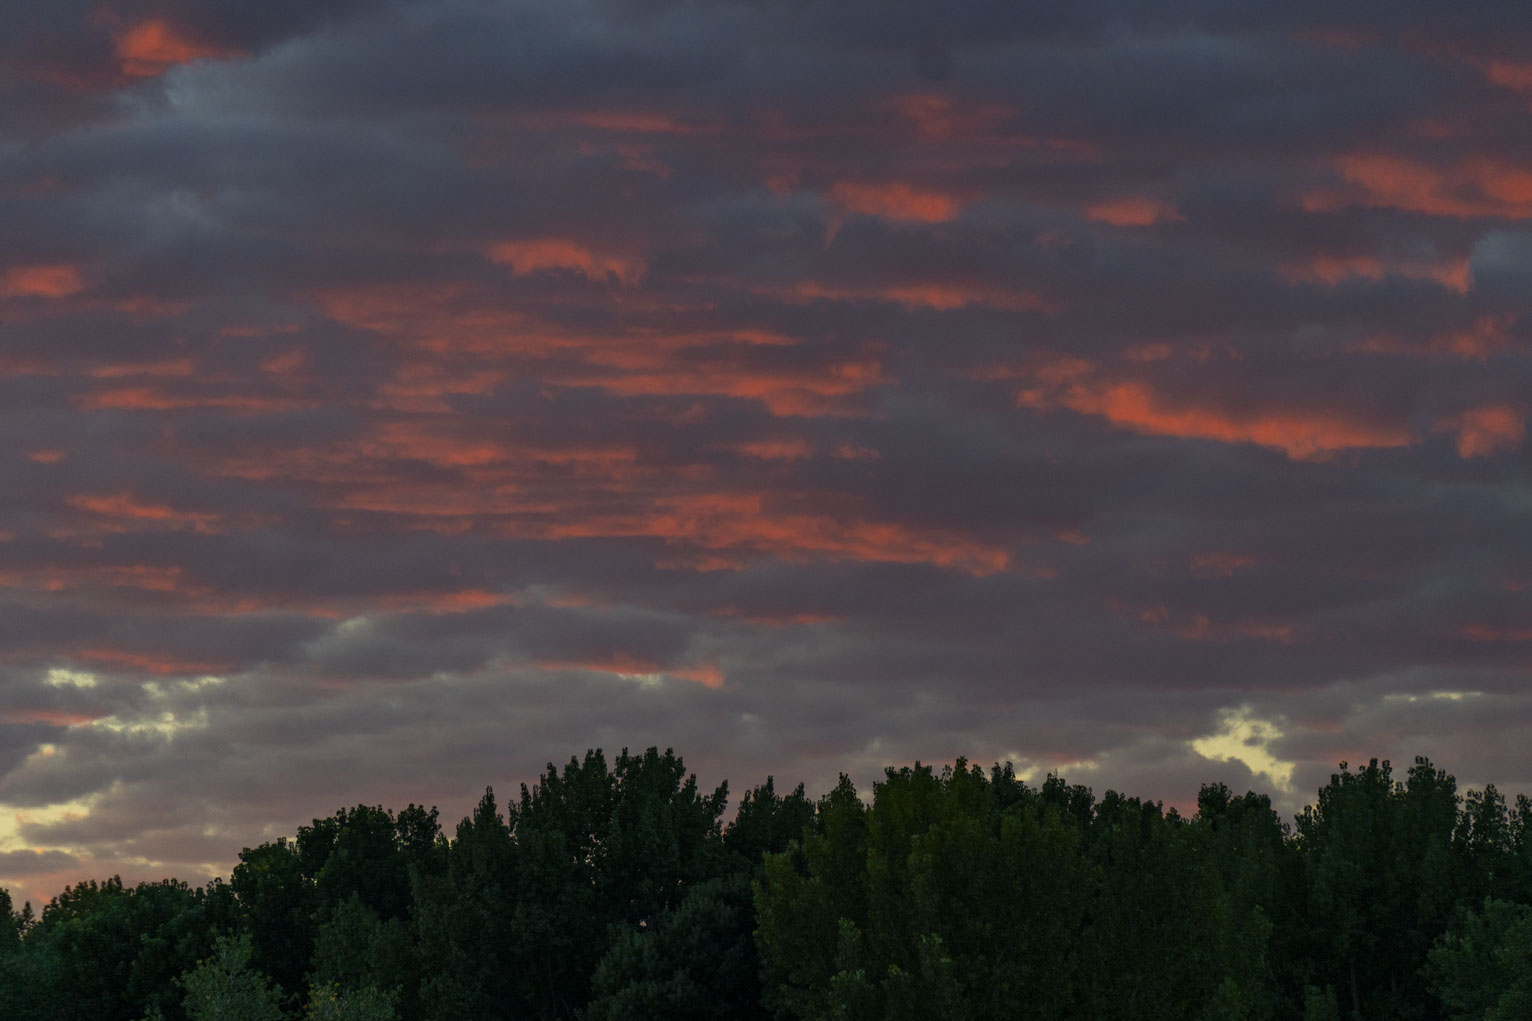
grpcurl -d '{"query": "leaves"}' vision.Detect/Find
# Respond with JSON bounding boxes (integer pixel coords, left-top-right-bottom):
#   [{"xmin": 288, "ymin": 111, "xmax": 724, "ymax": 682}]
[
  {"xmin": 5, "ymin": 747, "xmax": 1532, "ymax": 1021},
  {"xmin": 180, "ymin": 932, "xmax": 286, "ymax": 1021}
]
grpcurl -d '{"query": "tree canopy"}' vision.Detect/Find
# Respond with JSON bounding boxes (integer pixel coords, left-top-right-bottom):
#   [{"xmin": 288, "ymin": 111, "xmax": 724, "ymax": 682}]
[{"xmin": 2, "ymin": 749, "xmax": 1529, "ymax": 1020}]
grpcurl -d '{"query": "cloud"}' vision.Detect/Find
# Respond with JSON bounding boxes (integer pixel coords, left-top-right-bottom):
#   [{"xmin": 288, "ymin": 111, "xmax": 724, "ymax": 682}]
[
  {"xmin": 1191, "ymin": 705, "xmax": 1296, "ymax": 791},
  {"xmin": 1311, "ymin": 154, "xmax": 1532, "ymax": 221},
  {"xmin": 0, "ymin": 848, "xmax": 81, "ymax": 877},
  {"xmin": 489, "ymin": 239, "xmax": 646, "ymax": 285},
  {"xmin": 2, "ymin": 265, "xmax": 83, "ymax": 299},
  {"xmin": 826, "ymin": 181, "xmax": 964, "ymax": 223},
  {"xmin": 1, "ymin": 0, "xmax": 1531, "ymax": 910},
  {"xmin": 113, "ymin": 20, "xmax": 240, "ymax": 78},
  {"xmin": 1017, "ymin": 366, "xmax": 1415, "ymax": 461},
  {"xmin": 1435, "ymin": 404, "xmax": 1526, "ymax": 458},
  {"xmin": 1084, "ymin": 196, "xmax": 1183, "ymax": 227}
]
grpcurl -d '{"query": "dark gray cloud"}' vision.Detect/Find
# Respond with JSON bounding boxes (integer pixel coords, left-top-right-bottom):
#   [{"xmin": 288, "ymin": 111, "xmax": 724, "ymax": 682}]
[{"xmin": 1, "ymin": 0, "xmax": 1530, "ymax": 910}]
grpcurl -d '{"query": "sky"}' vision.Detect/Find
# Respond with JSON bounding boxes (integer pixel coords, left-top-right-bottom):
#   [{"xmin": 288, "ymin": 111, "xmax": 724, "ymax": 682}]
[{"xmin": 2, "ymin": 0, "xmax": 1531, "ymax": 908}]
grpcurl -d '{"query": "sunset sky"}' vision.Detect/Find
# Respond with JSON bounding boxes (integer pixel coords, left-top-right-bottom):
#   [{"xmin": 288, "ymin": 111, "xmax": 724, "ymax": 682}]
[{"xmin": 3, "ymin": 1, "xmax": 1531, "ymax": 908}]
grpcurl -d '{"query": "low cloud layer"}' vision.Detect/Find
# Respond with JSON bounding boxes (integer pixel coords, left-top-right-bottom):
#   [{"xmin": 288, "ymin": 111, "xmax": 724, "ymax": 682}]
[{"xmin": 3, "ymin": 0, "xmax": 1531, "ymax": 907}]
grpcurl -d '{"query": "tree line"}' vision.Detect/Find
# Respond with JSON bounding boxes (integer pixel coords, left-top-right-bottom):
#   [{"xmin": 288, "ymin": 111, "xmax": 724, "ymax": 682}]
[{"xmin": 2, "ymin": 748, "xmax": 1530, "ymax": 1020}]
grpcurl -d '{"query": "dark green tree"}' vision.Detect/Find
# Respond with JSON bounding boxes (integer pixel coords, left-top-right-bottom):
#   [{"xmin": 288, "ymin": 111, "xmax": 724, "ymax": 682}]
[
  {"xmin": 759, "ymin": 762, "xmax": 1107, "ymax": 1020},
  {"xmin": 412, "ymin": 786, "xmax": 519, "ymax": 1019},
  {"xmin": 1196, "ymin": 784, "xmax": 1304, "ymax": 1015},
  {"xmin": 304, "ymin": 983, "xmax": 399, "ymax": 1021},
  {"xmin": 1428, "ymin": 898, "xmax": 1532, "ymax": 1020},
  {"xmin": 179, "ymin": 931, "xmax": 286, "ymax": 1021},
  {"xmin": 0, "ymin": 885, "xmax": 56, "ymax": 1021},
  {"xmin": 1295, "ymin": 757, "xmax": 1467, "ymax": 1020},
  {"xmin": 308, "ymin": 895, "xmax": 411, "ymax": 1012},
  {"xmin": 231, "ymin": 837, "xmax": 315, "ymax": 1002},
  {"xmin": 0, "ymin": 886, "xmax": 22, "ymax": 955},
  {"xmin": 17, "ymin": 876, "xmax": 222, "ymax": 1021},
  {"xmin": 587, "ymin": 872, "xmax": 760, "ymax": 1020},
  {"xmin": 756, "ymin": 772, "xmax": 869, "ymax": 1020},
  {"xmin": 1076, "ymin": 791, "xmax": 1271, "ymax": 1020},
  {"xmin": 499, "ymin": 747, "xmax": 729, "ymax": 1018},
  {"xmin": 722, "ymin": 776, "xmax": 815, "ymax": 870},
  {"xmin": 299, "ymin": 804, "xmax": 443, "ymax": 924},
  {"xmin": 588, "ymin": 775, "xmax": 814, "ymax": 1018}
]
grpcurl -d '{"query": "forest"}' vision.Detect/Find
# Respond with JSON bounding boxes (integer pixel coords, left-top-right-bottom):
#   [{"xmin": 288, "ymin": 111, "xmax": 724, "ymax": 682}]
[{"xmin": 1, "ymin": 748, "xmax": 1530, "ymax": 1020}]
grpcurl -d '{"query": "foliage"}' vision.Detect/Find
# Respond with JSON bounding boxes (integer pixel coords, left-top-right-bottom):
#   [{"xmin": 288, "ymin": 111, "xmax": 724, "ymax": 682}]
[
  {"xmin": 1296, "ymin": 757, "xmax": 1479, "ymax": 1019},
  {"xmin": 305, "ymin": 983, "xmax": 399, "ymax": 1021},
  {"xmin": 503, "ymin": 746, "xmax": 730, "ymax": 1018},
  {"xmin": 587, "ymin": 873, "xmax": 760, "ymax": 1020},
  {"xmin": 756, "ymin": 760, "xmax": 1271, "ymax": 1020},
  {"xmin": 309, "ymin": 895, "xmax": 411, "ymax": 1008},
  {"xmin": 1428, "ymin": 898, "xmax": 1532, "ymax": 1020},
  {"xmin": 4, "ymin": 746, "xmax": 1531, "ymax": 1021},
  {"xmin": 180, "ymin": 931, "xmax": 286, "ymax": 1021},
  {"xmin": 0, "ymin": 875, "xmax": 228, "ymax": 1021},
  {"xmin": 230, "ymin": 836, "xmax": 316, "ymax": 1001}
]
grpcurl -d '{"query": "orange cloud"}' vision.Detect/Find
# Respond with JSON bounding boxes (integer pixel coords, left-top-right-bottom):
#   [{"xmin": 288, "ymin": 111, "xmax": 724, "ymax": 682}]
[
  {"xmin": 259, "ymin": 349, "xmax": 308, "ymax": 375},
  {"xmin": 1020, "ymin": 370, "xmax": 1413, "ymax": 460},
  {"xmin": 1131, "ymin": 604, "xmax": 1292, "ymax": 643},
  {"xmin": 89, "ymin": 358, "xmax": 198, "ymax": 379},
  {"xmin": 831, "ymin": 442, "xmax": 879, "ymax": 461},
  {"xmin": 1084, "ymin": 196, "xmax": 1183, "ymax": 227},
  {"xmin": 536, "ymin": 654, "xmax": 724, "ymax": 689},
  {"xmin": 313, "ymin": 283, "xmax": 811, "ymax": 385},
  {"xmin": 1432, "ymin": 316, "xmax": 1517, "ymax": 358},
  {"xmin": 109, "ymin": 295, "xmax": 191, "ymax": 320},
  {"xmin": 331, "ymin": 485, "xmax": 549, "ymax": 521},
  {"xmin": 776, "ymin": 280, "xmax": 1052, "ymax": 313},
  {"xmin": 567, "ymin": 111, "xmax": 718, "ymax": 134},
  {"xmin": 1125, "ymin": 342, "xmax": 1176, "ymax": 362},
  {"xmin": 667, "ymin": 664, "xmax": 725, "ymax": 689},
  {"xmin": 115, "ymin": 20, "xmax": 236, "ymax": 78},
  {"xmin": 731, "ymin": 438, "xmax": 813, "ymax": 461},
  {"xmin": 363, "ymin": 421, "xmax": 514, "ymax": 470},
  {"xmin": 205, "ymin": 430, "xmax": 1010, "ymax": 574},
  {"xmin": 0, "ymin": 565, "xmax": 200, "ymax": 596},
  {"xmin": 559, "ymin": 349, "xmax": 887, "ymax": 417},
  {"xmin": 1, "ymin": 265, "xmax": 82, "ymax": 299},
  {"xmin": 373, "ymin": 362, "xmax": 509, "ymax": 413},
  {"xmin": 1223, "ymin": 619, "xmax": 1294, "ymax": 642},
  {"xmin": 1481, "ymin": 60, "xmax": 1532, "ymax": 92},
  {"xmin": 1462, "ymin": 623, "xmax": 1532, "ymax": 642},
  {"xmin": 10, "ymin": 579, "xmax": 515, "ymax": 620},
  {"xmin": 543, "ymin": 492, "xmax": 1012, "ymax": 575},
  {"xmin": 310, "ymin": 283, "xmax": 583, "ymax": 384},
  {"xmin": 511, "ymin": 110, "xmax": 721, "ymax": 136},
  {"xmin": 1190, "ymin": 553, "xmax": 1259, "ymax": 576},
  {"xmin": 1281, "ymin": 252, "xmax": 1472, "ymax": 294},
  {"xmin": 72, "ymin": 387, "xmax": 312, "ymax": 413},
  {"xmin": 77, "ymin": 648, "xmax": 229, "ymax": 675},
  {"xmin": 372, "ymin": 589, "xmax": 513, "ymax": 614},
  {"xmin": 66, "ymin": 493, "xmax": 222, "ymax": 533},
  {"xmin": 712, "ymin": 607, "xmax": 838, "ymax": 627},
  {"xmin": 827, "ymin": 181, "xmax": 962, "ymax": 223},
  {"xmin": 489, "ymin": 239, "xmax": 644, "ymax": 285},
  {"xmin": 364, "ymin": 420, "xmax": 640, "ymax": 475},
  {"xmin": 0, "ymin": 355, "xmax": 52, "ymax": 378},
  {"xmin": 1435, "ymin": 405, "xmax": 1525, "ymax": 458},
  {"xmin": 1307, "ymin": 154, "xmax": 1532, "ymax": 220},
  {"xmin": 888, "ymin": 93, "xmax": 1014, "ymax": 141},
  {"xmin": 0, "ymin": 709, "xmax": 103, "ymax": 727},
  {"xmin": 1352, "ymin": 315, "xmax": 1516, "ymax": 360}
]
